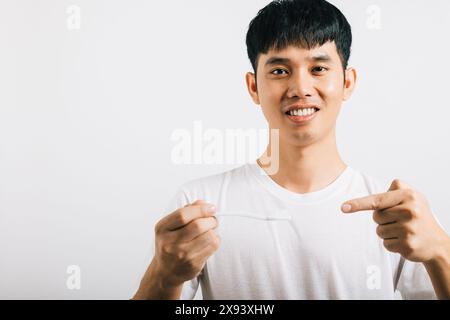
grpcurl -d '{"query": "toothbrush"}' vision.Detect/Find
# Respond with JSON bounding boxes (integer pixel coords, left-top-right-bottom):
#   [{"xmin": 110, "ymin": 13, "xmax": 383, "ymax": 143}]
[{"xmin": 215, "ymin": 210, "xmax": 292, "ymax": 221}]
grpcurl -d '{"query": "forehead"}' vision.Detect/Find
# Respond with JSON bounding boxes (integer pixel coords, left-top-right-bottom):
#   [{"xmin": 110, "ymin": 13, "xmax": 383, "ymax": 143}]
[{"xmin": 258, "ymin": 41, "xmax": 340, "ymax": 68}]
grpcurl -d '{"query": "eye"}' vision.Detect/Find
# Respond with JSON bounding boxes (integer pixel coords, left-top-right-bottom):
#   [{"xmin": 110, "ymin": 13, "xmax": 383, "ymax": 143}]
[
  {"xmin": 312, "ymin": 66, "xmax": 328, "ymax": 74},
  {"xmin": 271, "ymin": 68, "xmax": 289, "ymax": 75}
]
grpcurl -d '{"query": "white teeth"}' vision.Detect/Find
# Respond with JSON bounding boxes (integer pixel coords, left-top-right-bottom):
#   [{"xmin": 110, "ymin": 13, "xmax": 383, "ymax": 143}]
[{"xmin": 288, "ymin": 108, "xmax": 317, "ymax": 116}]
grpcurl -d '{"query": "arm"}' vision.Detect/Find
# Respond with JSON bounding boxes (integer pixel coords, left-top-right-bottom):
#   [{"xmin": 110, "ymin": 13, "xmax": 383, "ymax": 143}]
[
  {"xmin": 133, "ymin": 259, "xmax": 183, "ymax": 300},
  {"xmin": 423, "ymin": 237, "xmax": 450, "ymax": 299}
]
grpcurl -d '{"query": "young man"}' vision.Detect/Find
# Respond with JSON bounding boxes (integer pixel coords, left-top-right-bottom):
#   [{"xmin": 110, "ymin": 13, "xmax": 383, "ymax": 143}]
[{"xmin": 134, "ymin": 0, "xmax": 450, "ymax": 299}]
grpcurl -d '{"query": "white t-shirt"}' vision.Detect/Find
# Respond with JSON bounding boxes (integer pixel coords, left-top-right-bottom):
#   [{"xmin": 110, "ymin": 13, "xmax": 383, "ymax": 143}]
[{"xmin": 165, "ymin": 161, "xmax": 436, "ymax": 300}]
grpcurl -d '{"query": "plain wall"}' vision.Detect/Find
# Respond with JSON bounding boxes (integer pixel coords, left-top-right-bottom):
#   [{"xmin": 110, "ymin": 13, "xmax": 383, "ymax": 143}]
[{"xmin": 0, "ymin": 0, "xmax": 449, "ymax": 299}]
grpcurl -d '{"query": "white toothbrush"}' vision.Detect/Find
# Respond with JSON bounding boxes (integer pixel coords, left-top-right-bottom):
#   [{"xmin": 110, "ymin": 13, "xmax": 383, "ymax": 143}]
[{"xmin": 215, "ymin": 210, "xmax": 292, "ymax": 221}]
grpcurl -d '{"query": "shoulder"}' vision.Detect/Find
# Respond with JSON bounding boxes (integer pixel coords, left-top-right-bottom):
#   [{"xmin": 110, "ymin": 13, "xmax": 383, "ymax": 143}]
[{"xmin": 176, "ymin": 163, "xmax": 252, "ymax": 202}]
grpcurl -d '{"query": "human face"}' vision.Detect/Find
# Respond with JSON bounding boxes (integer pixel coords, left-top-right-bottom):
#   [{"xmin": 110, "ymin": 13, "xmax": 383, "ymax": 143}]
[{"xmin": 246, "ymin": 41, "xmax": 356, "ymax": 148}]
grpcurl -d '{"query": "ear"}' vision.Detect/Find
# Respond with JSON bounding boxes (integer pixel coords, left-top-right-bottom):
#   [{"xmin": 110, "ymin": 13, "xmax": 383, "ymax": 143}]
[
  {"xmin": 343, "ymin": 67, "xmax": 357, "ymax": 101},
  {"xmin": 245, "ymin": 72, "xmax": 260, "ymax": 105}
]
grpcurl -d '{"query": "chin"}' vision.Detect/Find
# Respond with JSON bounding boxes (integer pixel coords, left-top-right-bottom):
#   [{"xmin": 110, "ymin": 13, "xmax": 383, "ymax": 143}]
[{"xmin": 285, "ymin": 131, "xmax": 317, "ymax": 147}]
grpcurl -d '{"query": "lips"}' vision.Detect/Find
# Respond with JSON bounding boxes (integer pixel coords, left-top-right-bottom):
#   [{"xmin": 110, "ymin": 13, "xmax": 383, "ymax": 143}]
[{"xmin": 285, "ymin": 111, "xmax": 318, "ymax": 124}]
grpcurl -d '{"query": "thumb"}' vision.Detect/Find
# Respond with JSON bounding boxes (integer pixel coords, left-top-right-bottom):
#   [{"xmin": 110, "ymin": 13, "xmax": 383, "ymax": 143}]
[{"xmin": 185, "ymin": 199, "xmax": 208, "ymax": 207}]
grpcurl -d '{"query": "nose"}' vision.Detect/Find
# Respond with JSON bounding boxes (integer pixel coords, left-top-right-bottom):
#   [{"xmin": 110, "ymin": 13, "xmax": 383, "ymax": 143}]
[{"xmin": 286, "ymin": 69, "xmax": 314, "ymax": 99}]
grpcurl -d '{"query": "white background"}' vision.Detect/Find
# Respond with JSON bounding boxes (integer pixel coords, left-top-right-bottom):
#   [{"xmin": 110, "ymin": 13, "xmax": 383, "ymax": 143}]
[{"xmin": 0, "ymin": 0, "xmax": 449, "ymax": 299}]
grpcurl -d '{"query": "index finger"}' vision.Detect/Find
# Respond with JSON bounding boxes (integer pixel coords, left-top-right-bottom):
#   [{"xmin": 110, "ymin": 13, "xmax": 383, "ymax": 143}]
[
  {"xmin": 159, "ymin": 203, "xmax": 216, "ymax": 231},
  {"xmin": 341, "ymin": 189, "xmax": 405, "ymax": 213}
]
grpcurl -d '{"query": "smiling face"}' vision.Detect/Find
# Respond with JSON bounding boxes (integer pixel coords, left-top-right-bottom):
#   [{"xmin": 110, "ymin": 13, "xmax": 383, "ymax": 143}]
[{"xmin": 246, "ymin": 41, "xmax": 356, "ymax": 148}]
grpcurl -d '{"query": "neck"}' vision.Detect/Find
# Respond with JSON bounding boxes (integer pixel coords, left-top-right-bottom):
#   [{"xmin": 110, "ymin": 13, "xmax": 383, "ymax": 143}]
[{"xmin": 258, "ymin": 128, "xmax": 347, "ymax": 194}]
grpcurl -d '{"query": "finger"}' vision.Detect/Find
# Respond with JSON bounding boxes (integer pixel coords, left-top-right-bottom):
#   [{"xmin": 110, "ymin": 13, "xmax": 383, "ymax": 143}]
[
  {"xmin": 379, "ymin": 205, "xmax": 414, "ymax": 222},
  {"xmin": 341, "ymin": 189, "xmax": 405, "ymax": 213},
  {"xmin": 168, "ymin": 216, "xmax": 218, "ymax": 243},
  {"xmin": 181, "ymin": 229, "xmax": 220, "ymax": 256},
  {"xmin": 383, "ymin": 238, "xmax": 401, "ymax": 253},
  {"xmin": 183, "ymin": 234, "xmax": 221, "ymax": 278},
  {"xmin": 389, "ymin": 179, "xmax": 414, "ymax": 191},
  {"xmin": 184, "ymin": 199, "xmax": 207, "ymax": 208},
  {"xmin": 188, "ymin": 232, "xmax": 221, "ymax": 262},
  {"xmin": 376, "ymin": 223, "xmax": 403, "ymax": 240},
  {"xmin": 190, "ymin": 199, "xmax": 208, "ymax": 205},
  {"xmin": 372, "ymin": 210, "xmax": 397, "ymax": 225},
  {"xmin": 159, "ymin": 204, "xmax": 216, "ymax": 231}
]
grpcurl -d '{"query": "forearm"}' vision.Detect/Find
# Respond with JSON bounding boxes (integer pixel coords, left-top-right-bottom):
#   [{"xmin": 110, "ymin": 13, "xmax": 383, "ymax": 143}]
[
  {"xmin": 132, "ymin": 259, "xmax": 183, "ymax": 300},
  {"xmin": 424, "ymin": 238, "xmax": 450, "ymax": 299}
]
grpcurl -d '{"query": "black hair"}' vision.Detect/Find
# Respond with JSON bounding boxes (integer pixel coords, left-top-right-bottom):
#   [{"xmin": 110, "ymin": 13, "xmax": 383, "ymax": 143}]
[{"xmin": 246, "ymin": 0, "xmax": 352, "ymax": 74}]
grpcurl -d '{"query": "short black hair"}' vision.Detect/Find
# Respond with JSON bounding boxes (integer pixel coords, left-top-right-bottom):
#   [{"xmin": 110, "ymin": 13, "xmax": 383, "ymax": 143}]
[{"xmin": 246, "ymin": 0, "xmax": 352, "ymax": 73}]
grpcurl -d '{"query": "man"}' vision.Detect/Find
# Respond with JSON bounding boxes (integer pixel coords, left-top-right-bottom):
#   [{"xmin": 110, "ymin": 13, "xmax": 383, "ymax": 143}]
[{"xmin": 133, "ymin": 0, "xmax": 450, "ymax": 299}]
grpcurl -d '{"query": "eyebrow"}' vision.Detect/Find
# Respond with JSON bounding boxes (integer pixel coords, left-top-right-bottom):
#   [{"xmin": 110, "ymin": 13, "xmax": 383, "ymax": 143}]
[{"xmin": 264, "ymin": 53, "xmax": 332, "ymax": 67}]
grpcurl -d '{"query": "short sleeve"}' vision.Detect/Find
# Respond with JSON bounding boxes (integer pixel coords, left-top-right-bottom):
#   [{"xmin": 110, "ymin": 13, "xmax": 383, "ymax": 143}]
[{"xmin": 396, "ymin": 258, "xmax": 436, "ymax": 300}]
